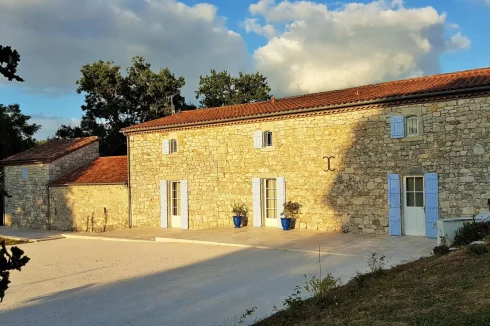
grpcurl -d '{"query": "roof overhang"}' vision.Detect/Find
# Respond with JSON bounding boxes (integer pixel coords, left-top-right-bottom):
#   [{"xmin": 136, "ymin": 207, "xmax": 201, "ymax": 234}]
[{"xmin": 121, "ymin": 86, "xmax": 490, "ymax": 135}]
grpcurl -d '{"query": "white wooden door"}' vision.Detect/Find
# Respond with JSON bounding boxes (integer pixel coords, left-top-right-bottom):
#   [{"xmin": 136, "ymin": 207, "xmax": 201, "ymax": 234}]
[
  {"xmin": 170, "ymin": 181, "xmax": 181, "ymax": 228},
  {"xmin": 403, "ymin": 176, "xmax": 426, "ymax": 236}
]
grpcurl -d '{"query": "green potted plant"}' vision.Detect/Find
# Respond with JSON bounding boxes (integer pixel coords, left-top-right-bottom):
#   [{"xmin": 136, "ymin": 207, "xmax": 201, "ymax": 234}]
[
  {"xmin": 281, "ymin": 201, "xmax": 302, "ymax": 230},
  {"xmin": 231, "ymin": 203, "xmax": 248, "ymax": 228}
]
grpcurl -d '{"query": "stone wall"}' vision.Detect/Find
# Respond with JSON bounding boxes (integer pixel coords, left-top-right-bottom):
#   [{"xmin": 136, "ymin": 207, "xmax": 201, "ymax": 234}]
[
  {"xmin": 48, "ymin": 141, "xmax": 99, "ymax": 180},
  {"xmin": 48, "ymin": 185, "xmax": 129, "ymax": 232},
  {"xmin": 128, "ymin": 95, "xmax": 490, "ymax": 234},
  {"xmin": 4, "ymin": 164, "xmax": 50, "ymax": 228},
  {"xmin": 3, "ymin": 141, "xmax": 100, "ymax": 229}
]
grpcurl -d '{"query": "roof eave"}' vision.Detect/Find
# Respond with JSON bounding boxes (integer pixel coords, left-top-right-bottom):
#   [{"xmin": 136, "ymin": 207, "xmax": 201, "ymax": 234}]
[
  {"xmin": 49, "ymin": 182, "xmax": 128, "ymax": 187},
  {"xmin": 121, "ymin": 86, "xmax": 490, "ymax": 135}
]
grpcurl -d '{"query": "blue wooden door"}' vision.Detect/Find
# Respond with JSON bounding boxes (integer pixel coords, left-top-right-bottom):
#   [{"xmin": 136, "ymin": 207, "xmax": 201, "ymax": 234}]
[
  {"xmin": 388, "ymin": 174, "xmax": 402, "ymax": 236},
  {"xmin": 424, "ymin": 173, "xmax": 439, "ymax": 239}
]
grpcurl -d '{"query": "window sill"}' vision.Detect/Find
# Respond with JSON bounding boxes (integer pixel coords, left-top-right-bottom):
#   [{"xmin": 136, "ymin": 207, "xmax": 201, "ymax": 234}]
[
  {"xmin": 260, "ymin": 146, "xmax": 275, "ymax": 152},
  {"xmin": 401, "ymin": 135, "xmax": 423, "ymax": 142}
]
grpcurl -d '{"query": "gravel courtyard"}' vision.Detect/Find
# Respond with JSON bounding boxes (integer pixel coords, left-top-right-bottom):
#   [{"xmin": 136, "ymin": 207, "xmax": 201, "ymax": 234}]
[{"xmin": 0, "ymin": 237, "xmax": 431, "ymax": 325}]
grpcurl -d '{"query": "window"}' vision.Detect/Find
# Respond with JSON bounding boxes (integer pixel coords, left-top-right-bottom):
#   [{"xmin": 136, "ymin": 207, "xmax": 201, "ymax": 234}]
[
  {"xmin": 406, "ymin": 176, "xmax": 424, "ymax": 207},
  {"xmin": 263, "ymin": 178, "xmax": 277, "ymax": 219},
  {"xmin": 22, "ymin": 167, "xmax": 28, "ymax": 179},
  {"xmin": 170, "ymin": 181, "xmax": 181, "ymax": 216},
  {"xmin": 263, "ymin": 131, "xmax": 273, "ymax": 147},
  {"xmin": 170, "ymin": 139, "xmax": 178, "ymax": 153},
  {"xmin": 406, "ymin": 116, "xmax": 419, "ymax": 136}
]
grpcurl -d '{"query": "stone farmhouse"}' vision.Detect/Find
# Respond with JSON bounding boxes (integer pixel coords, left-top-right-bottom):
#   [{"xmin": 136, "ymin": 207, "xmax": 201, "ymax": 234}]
[{"xmin": 2, "ymin": 67, "xmax": 490, "ymax": 238}]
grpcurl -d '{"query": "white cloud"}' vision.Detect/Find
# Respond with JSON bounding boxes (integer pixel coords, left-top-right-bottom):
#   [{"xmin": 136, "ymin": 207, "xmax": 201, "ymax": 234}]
[
  {"xmin": 245, "ymin": 18, "xmax": 276, "ymax": 39},
  {"xmin": 248, "ymin": 0, "xmax": 471, "ymax": 96},
  {"xmin": 30, "ymin": 114, "xmax": 81, "ymax": 140},
  {"xmin": 0, "ymin": 0, "xmax": 250, "ymax": 100}
]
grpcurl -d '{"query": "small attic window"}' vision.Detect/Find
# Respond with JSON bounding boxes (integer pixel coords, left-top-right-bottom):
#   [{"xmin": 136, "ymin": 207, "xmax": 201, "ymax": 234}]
[
  {"xmin": 406, "ymin": 116, "xmax": 419, "ymax": 136},
  {"xmin": 170, "ymin": 139, "xmax": 178, "ymax": 153},
  {"xmin": 263, "ymin": 131, "xmax": 273, "ymax": 147}
]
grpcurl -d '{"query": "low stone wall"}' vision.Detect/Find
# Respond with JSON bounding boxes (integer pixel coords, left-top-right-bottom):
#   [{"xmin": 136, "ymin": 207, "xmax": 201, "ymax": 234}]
[{"xmin": 49, "ymin": 184, "xmax": 129, "ymax": 232}]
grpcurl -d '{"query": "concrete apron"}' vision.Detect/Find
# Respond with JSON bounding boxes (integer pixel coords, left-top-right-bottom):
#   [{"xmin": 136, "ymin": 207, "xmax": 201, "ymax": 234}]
[{"xmin": 59, "ymin": 226, "xmax": 435, "ymax": 263}]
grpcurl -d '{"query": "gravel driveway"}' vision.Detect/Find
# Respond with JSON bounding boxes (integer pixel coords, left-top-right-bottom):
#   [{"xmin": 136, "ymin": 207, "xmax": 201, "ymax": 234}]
[{"xmin": 0, "ymin": 238, "xmax": 425, "ymax": 325}]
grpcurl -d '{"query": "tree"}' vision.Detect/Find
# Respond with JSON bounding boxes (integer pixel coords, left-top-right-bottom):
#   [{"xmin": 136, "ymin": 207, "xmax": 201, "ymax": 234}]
[
  {"xmin": 196, "ymin": 70, "xmax": 271, "ymax": 108},
  {"xmin": 0, "ymin": 104, "xmax": 41, "ymax": 160},
  {"xmin": 56, "ymin": 56, "xmax": 191, "ymax": 155},
  {"xmin": 0, "ymin": 46, "xmax": 23, "ymax": 82},
  {"xmin": 0, "ymin": 46, "xmax": 30, "ymax": 303}
]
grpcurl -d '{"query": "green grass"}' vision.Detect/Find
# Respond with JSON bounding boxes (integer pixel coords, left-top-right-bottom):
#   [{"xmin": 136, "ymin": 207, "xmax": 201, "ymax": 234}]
[
  {"xmin": 0, "ymin": 237, "xmax": 29, "ymax": 245},
  {"xmin": 255, "ymin": 246, "xmax": 490, "ymax": 326}
]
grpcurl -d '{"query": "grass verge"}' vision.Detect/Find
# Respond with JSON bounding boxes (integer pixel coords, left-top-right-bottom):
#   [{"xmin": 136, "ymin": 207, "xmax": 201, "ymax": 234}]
[
  {"xmin": 0, "ymin": 237, "xmax": 29, "ymax": 245},
  {"xmin": 254, "ymin": 246, "xmax": 490, "ymax": 326}
]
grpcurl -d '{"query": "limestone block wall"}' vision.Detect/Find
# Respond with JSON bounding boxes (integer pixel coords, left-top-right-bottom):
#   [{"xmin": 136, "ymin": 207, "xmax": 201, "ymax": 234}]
[
  {"xmin": 48, "ymin": 141, "xmax": 99, "ymax": 180},
  {"xmin": 48, "ymin": 185, "xmax": 129, "ymax": 232},
  {"xmin": 129, "ymin": 95, "xmax": 490, "ymax": 234},
  {"xmin": 4, "ymin": 164, "xmax": 50, "ymax": 228},
  {"xmin": 3, "ymin": 141, "xmax": 100, "ymax": 229}
]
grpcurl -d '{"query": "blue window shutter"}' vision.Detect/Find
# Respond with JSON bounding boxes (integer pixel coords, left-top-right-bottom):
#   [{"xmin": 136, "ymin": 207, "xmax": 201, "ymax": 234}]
[
  {"xmin": 425, "ymin": 173, "xmax": 439, "ymax": 239},
  {"xmin": 180, "ymin": 180, "xmax": 189, "ymax": 229},
  {"xmin": 160, "ymin": 180, "xmax": 168, "ymax": 228},
  {"xmin": 252, "ymin": 178, "xmax": 262, "ymax": 227},
  {"xmin": 388, "ymin": 174, "xmax": 402, "ymax": 236},
  {"xmin": 22, "ymin": 167, "xmax": 28, "ymax": 179},
  {"xmin": 390, "ymin": 116, "xmax": 404, "ymax": 138}
]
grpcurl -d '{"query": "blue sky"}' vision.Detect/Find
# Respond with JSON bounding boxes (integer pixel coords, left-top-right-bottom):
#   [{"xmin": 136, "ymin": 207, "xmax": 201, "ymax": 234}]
[{"xmin": 1, "ymin": 0, "xmax": 489, "ymax": 139}]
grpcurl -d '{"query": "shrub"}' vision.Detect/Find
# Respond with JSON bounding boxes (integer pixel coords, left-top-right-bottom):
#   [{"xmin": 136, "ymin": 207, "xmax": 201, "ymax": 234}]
[
  {"xmin": 304, "ymin": 273, "xmax": 341, "ymax": 299},
  {"xmin": 453, "ymin": 221, "xmax": 490, "ymax": 246},
  {"xmin": 282, "ymin": 201, "xmax": 302, "ymax": 219},
  {"xmin": 468, "ymin": 243, "xmax": 488, "ymax": 256},
  {"xmin": 0, "ymin": 240, "xmax": 30, "ymax": 302},
  {"xmin": 433, "ymin": 235, "xmax": 450, "ymax": 256},
  {"xmin": 367, "ymin": 253, "xmax": 386, "ymax": 274},
  {"xmin": 231, "ymin": 203, "xmax": 248, "ymax": 217}
]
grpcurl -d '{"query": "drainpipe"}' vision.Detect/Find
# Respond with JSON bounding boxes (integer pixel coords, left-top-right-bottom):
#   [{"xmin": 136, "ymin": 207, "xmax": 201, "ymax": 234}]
[{"xmin": 127, "ymin": 135, "xmax": 133, "ymax": 228}]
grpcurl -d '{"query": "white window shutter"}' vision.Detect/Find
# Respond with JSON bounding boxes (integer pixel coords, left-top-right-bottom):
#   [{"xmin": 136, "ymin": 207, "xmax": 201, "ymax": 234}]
[
  {"xmin": 254, "ymin": 131, "xmax": 263, "ymax": 149},
  {"xmin": 252, "ymin": 178, "xmax": 262, "ymax": 227},
  {"xmin": 162, "ymin": 139, "xmax": 170, "ymax": 155},
  {"xmin": 160, "ymin": 180, "xmax": 168, "ymax": 228},
  {"xmin": 276, "ymin": 177, "xmax": 286, "ymax": 228},
  {"xmin": 180, "ymin": 180, "xmax": 189, "ymax": 229}
]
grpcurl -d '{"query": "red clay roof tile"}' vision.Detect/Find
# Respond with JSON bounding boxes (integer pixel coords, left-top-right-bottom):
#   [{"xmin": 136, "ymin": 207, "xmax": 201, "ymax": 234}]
[
  {"xmin": 50, "ymin": 156, "xmax": 127, "ymax": 185},
  {"xmin": 0, "ymin": 137, "xmax": 98, "ymax": 164},
  {"xmin": 122, "ymin": 67, "xmax": 490, "ymax": 132}
]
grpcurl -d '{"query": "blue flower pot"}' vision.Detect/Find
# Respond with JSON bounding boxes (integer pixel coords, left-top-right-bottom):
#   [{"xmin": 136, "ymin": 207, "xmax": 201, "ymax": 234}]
[
  {"xmin": 233, "ymin": 216, "xmax": 242, "ymax": 228},
  {"xmin": 280, "ymin": 218, "xmax": 291, "ymax": 230}
]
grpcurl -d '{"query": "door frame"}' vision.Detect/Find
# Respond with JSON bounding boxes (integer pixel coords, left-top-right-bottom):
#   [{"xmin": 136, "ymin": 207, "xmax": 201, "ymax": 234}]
[
  {"xmin": 262, "ymin": 178, "xmax": 278, "ymax": 227},
  {"xmin": 402, "ymin": 175, "xmax": 426, "ymax": 236},
  {"xmin": 169, "ymin": 180, "xmax": 181, "ymax": 228}
]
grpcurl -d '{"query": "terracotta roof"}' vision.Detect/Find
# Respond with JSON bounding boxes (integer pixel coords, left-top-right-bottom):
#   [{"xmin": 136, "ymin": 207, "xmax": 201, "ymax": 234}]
[
  {"xmin": 0, "ymin": 137, "xmax": 98, "ymax": 165},
  {"xmin": 122, "ymin": 67, "xmax": 490, "ymax": 133},
  {"xmin": 50, "ymin": 156, "xmax": 127, "ymax": 185}
]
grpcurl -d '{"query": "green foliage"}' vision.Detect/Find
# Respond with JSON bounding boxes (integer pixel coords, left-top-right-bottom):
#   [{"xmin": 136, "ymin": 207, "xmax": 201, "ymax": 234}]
[
  {"xmin": 231, "ymin": 203, "xmax": 248, "ymax": 217},
  {"xmin": 282, "ymin": 201, "xmax": 302, "ymax": 219},
  {"xmin": 56, "ymin": 56, "xmax": 193, "ymax": 155},
  {"xmin": 468, "ymin": 243, "xmax": 488, "ymax": 256},
  {"xmin": 453, "ymin": 221, "xmax": 490, "ymax": 247},
  {"xmin": 367, "ymin": 253, "xmax": 386, "ymax": 273},
  {"xmin": 433, "ymin": 236, "xmax": 450, "ymax": 256},
  {"xmin": 283, "ymin": 285, "xmax": 303, "ymax": 308},
  {"xmin": 196, "ymin": 69, "xmax": 271, "ymax": 108},
  {"xmin": 304, "ymin": 273, "xmax": 340, "ymax": 299},
  {"xmin": 0, "ymin": 46, "xmax": 23, "ymax": 82},
  {"xmin": 238, "ymin": 307, "xmax": 257, "ymax": 324},
  {"xmin": 0, "ymin": 240, "xmax": 30, "ymax": 302}
]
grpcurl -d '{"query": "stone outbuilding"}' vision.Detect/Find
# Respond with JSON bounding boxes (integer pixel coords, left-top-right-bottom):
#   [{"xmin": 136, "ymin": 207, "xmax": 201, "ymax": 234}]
[
  {"xmin": 121, "ymin": 67, "xmax": 490, "ymax": 238},
  {"xmin": 48, "ymin": 156, "xmax": 128, "ymax": 232},
  {"xmin": 1, "ymin": 137, "xmax": 129, "ymax": 232}
]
